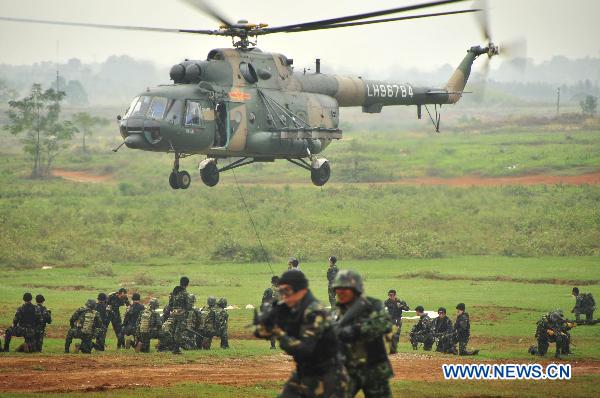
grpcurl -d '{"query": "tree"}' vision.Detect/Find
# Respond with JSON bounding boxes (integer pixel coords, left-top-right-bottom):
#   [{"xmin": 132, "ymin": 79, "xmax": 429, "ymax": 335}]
[
  {"xmin": 72, "ymin": 112, "xmax": 109, "ymax": 153},
  {"xmin": 580, "ymin": 95, "xmax": 598, "ymax": 117},
  {"xmin": 6, "ymin": 84, "xmax": 76, "ymax": 177}
]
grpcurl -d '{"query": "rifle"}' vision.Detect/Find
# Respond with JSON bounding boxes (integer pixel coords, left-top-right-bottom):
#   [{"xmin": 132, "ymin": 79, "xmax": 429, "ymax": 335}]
[
  {"xmin": 566, "ymin": 319, "xmax": 600, "ymax": 326},
  {"xmin": 185, "ymin": 327, "xmax": 206, "ymax": 340},
  {"xmin": 252, "ymin": 300, "xmax": 283, "ymax": 339}
]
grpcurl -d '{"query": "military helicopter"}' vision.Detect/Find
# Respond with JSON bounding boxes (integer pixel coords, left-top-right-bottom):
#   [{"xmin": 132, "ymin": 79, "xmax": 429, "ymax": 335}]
[{"xmin": 1, "ymin": 0, "xmax": 518, "ymax": 189}]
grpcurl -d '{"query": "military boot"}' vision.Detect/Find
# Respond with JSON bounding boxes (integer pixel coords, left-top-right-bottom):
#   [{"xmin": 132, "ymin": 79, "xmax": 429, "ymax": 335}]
[{"xmin": 74, "ymin": 344, "xmax": 81, "ymax": 353}]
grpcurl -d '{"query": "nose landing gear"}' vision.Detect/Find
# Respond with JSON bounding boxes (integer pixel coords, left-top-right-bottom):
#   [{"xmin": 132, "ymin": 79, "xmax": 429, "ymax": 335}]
[{"xmin": 169, "ymin": 152, "xmax": 191, "ymax": 189}]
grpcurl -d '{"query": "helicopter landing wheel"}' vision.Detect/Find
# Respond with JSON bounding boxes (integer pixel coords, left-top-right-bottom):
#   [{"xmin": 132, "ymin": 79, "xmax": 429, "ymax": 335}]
[
  {"xmin": 200, "ymin": 161, "xmax": 220, "ymax": 187},
  {"xmin": 311, "ymin": 161, "xmax": 330, "ymax": 186},
  {"xmin": 169, "ymin": 171, "xmax": 180, "ymax": 189},
  {"xmin": 177, "ymin": 170, "xmax": 191, "ymax": 189}
]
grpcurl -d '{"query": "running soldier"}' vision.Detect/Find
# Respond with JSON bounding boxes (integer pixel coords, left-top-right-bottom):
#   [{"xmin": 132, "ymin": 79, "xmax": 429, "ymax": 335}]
[
  {"xmin": 254, "ymin": 270, "xmax": 348, "ymax": 398},
  {"xmin": 261, "ymin": 276, "xmax": 280, "ymax": 349},
  {"xmin": 333, "ymin": 270, "xmax": 393, "ymax": 398},
  {"xmin": 571, "ymin": 287, "xmax": 596, "ymax": 323},
  {"xmin": 107, "ymin": 288, "xmax": 130, "ymax": 349},
  {"xmin": 33, "ymin": 294, "xmax": 52, "ymax": 352},
  {"xmin": 65, "ymin": 299, "xmax": 102, "ymax": 354},
  {"xmin": 170, "ymin": 277, "xmax": 192, "ymax": 354},
  {"xmin": 326, "ymin": 256, "xmax": 339, "ymax": 308},
  {"xmin": 409, "ymin": 306, "xmax": 434, "ymax": 351},
  {"xmin": 529, "ymin": 309, "xmax": 575, "ymax": 359},
  {"xmin": 94, "ymin": 293, "xmax": 110, "ymax": 351},
  {"xmin": 4, "ymin": 293, "xmax": 41, "ymax": 352},
  {"xmin": 384, "ymin": 289, "xmax": 409, "ymax": 354},
  {"xmin": 454, "ymin": 303, "xmax": 478, "ymax": 355},
  {"xmin": 135, "ymin": 298, "xmax": 162, "ymax": 353},
  {"xmin": 122, "ymin": 293, "xmax": 145, "ymax": 349},
  {"xmin": 199, "ymin": 296, "xmax": 218, "ymax": 350},
  {"xmin": 433, "ymin": 307, "xmax": 455, "ymax": 354},
  {"xmin": 216, "ymin": 298, "xmax": 229, "ymax": 349}
]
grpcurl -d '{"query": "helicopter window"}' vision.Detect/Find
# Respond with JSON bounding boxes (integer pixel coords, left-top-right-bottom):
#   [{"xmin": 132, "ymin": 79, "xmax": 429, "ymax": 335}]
[
  {"xmin": 124, "ymin": 96, "xmax": 139, "ymax": 118},
  {"xmin": 185, "ymin": 101, "xmax": 203, "ymax": 126},
  {"xmin": 147, "ymin": 97, "xmax": 168, "ymax": 119},
  {"xmin": 128, "ymin": 95, "xmax": 152, "ymax": 118},
  {"xmin": 165, "ymin": 99, "xmax": 183, "ymax": 124}
]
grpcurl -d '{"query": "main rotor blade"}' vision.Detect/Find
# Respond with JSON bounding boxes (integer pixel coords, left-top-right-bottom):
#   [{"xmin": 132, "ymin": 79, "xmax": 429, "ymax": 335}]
[
  {"xmin": 0, "ymin": 16, "xmax": 219, "ymax": 36},
  {"xmin": 474, "ymin": 0, "xmax": 491, "ymax": 42},
  {"xmin": 179, "ymin": 0, "xmax": 234, "ymax": 27},
  {"xmin": 267, "ymin": 9, "xmax": 481, "ymax": 34},
  {"xmin": 264, "ymin": 0, "xmax": 470, "ymax": 34}
]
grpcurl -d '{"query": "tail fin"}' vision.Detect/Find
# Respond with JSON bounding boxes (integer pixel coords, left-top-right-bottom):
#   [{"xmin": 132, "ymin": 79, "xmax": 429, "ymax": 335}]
[{"xmin": 445, "ymin": 46, "xmax": 485, "ymax": 104}]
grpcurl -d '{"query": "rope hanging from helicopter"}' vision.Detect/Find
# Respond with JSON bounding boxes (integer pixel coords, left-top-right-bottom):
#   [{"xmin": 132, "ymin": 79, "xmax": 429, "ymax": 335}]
[{"xmin": 424, "ymin": 104, "xmax": 442, "ymax": 133}]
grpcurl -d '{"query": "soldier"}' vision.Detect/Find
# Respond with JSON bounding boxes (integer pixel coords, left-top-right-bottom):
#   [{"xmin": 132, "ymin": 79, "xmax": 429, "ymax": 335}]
[
  {"xmin": 107, "ymin": 288, "xmax": 130, "ymax": 348},
  {"xmin": 262, "ymin": 275, "xmax": 281, "ymax": 349},
  {"xmin": 135, "ymin": 298, "xmax": 162, "ymax": 353},
  {"xmin": 216, "ymin": 298, "xmax": 229, "ymax": 349},
  {"xmin": 571, "ymin": 287, "xmax": 596, "ymax": 323},
  {"xmin": 326, "ymin": 256, "xmax": 339, "ymax": 308},
  {"xmin": 433, "ymin": 307, "xmax": 456, "ymax": 354},
  {"xmin": 33, "ymin": 294, "xmax": 52, "ymax": 352},
  {"xmin": 122, "ymin": 293, "xmax": 145, "ymax": 349},
  {"xmin": 384, "ymin": 289, "xmax": 409, "ymax": 354},
  {"xmin": 333, "ymin": 270, "xmax": 393, "ymax": 398},
  {"xmin": 170, "ymin": 276, "xmax": 192, "ymax": 354},
  {"xmin": 254, "ymin": 270, "xmax": 347, "ymax": 398},
  {"xmin": 287, "ymin": 257, "xmax": 300, "ymax": 272},
  {"xmin": 455, "ymin": 303, "xmax": 479, "ymax": 356},
  {"xmin": 529, "ymin": 309, "xmax": 574, "ymax": 359},
  {"xmin": 199, "ymin": 296, "xmax": 218, "ymax": 350},
  {"xmin": 409, "ymin": 306, "xmax": 434, "ymax": 351},
  {"xmin": 4, "ymin": 292, "xmax": 40, "ymax": 352},
  {"xmin": 64, "ymin": 299, "xmax": 102, "ymax": 354},
  {"xmin": 94, "ymin": 293, "xmax": 110, "ymax": 351},
  {"xmin": 181, "ymin": 294, "xmax": 200, "ymax": 350}
]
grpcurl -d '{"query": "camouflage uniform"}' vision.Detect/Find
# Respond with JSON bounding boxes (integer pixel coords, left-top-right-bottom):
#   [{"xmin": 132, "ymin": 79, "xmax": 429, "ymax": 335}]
[
  {"xmin": 326, "ymin": 262, "xmax": 339, "ymax": 308},
  {"xmin": 34, "ymin": 296, "xmax": 52, "ymax": 352},
  {"xmin": 454, "ymin": 304, "xmax": 478, "ymax": 356},
  {"xmin": 65, "ymin": 300, "xmax": 103, "ymax": 354},
  {"xmin": 121, "ymin": 299, "xmax": 145, "ymax": 349},
  {"xmin": 182, "ymin": 294, "xmax": 200, "ymax": 350},
  {"xmin": 4, "ymin": 295, "xmax": 41, "ymax": 352},
  {"xmin": 262, "ymin": 280, "xmax": 281, "ymax": 349},
  {"xmin": 170, "ymin": 285, "xmax": 191, "ymax": 354},
  {"xmin": 135, "ymin": 299, "xmax": 162, "ymax": 353},
  {"xmin": 333, "ymin": 270, "xmax": 393, "ymax": 398},
  {"xmin": 107, "ymin": 290, "xmax": 130, "ymax": 348},
  {"xmin": 409, "ymin": 310, "xmax": 434, "ymax": 351},
  {"xmin": 432, "ymin": 311, "xmax": 455, "ymax": 354},
  {"xmin": 572, "ymin": 290, "xmax": 596, "ymax": 322},
  {"xmin": 199, "ymin": 297, "xmax": 218, "ymax": 350},
  {"xmin": 94, "ymin": 294, "xmax": 110, "ymax": 351},
  {"xmin": 216, "ymin": 298, "xmax": 229, "ymax": 348},
  {"xmin": 158, "ymin": 316, "xmax": 175, "ymax": 352},
  {"xmin": 529, "ymin": 310, "xmax": 574, "ymax": 359},
  {"xmin": 383, "ymin": 293, "xmax": 409, "ymax": 354}
]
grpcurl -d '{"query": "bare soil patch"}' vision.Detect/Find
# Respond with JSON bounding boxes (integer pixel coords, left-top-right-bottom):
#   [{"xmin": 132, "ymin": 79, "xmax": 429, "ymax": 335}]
[
  {"xmin": 52, "ymin": 169, "xmax": 113, "ymax": 183},
  {"xmin": 0, "ymin": 352, "xmax": 598, "ymax": 393}
]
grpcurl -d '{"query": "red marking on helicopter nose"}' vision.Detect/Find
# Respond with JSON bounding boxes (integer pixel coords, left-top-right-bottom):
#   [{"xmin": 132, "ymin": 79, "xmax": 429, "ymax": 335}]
[{"xmin": 229, "ymin": 91, "xmax": 251, "ymax": 101}]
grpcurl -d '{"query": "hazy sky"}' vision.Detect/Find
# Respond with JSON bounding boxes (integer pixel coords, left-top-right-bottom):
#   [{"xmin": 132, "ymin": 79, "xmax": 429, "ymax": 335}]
[{"xmin": 0, "ymin": 0, "xmax": 599, "ymax": 76}]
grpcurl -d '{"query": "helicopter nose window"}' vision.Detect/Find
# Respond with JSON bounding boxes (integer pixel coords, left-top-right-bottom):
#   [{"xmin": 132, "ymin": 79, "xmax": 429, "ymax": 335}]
[
  {"xmin": 147, "ymin": 97, "xmax": 168, "ymax": 119},
  {"xmin": 126, "ymin": 95, "xmax": 152, "ymax": 118},
  {"xmin": 124, "ymin": 96, "xmax": 139, "ymax": 118},
  {"xmin": 185, "ymin": 100, "xmax": 204, "ymax": 126}
]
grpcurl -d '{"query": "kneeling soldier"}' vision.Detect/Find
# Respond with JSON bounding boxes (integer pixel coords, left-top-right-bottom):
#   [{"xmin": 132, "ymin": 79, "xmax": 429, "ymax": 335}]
[
  {"xmin": 409, "ymin": 306, "xmax": 434, "ymax": 351},
  {"xmin": 65, "ymin": 299, "xmax": 102, "ymax": 354},
  {"xmin": 135, "ymin": 298, "xmax": 162, "ymax": 353},
  {"xmin": 4, "ymin": 292, "xmax": 41, "ymax": 352}
]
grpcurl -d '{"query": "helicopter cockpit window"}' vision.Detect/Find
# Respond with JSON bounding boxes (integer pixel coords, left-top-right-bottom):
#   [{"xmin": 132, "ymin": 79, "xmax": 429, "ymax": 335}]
[
  {"xmin": 124, "ymin": 96, "xmax": 139, "ymax": 118},
  {"xmin": 185, "ymin": 101, "xmax": 203, "ymax": 126},
  {"xmin": 147, "ymin": 97, "xmax": 168, "ymax": 119},
  {"xmin": 127, "ymin": 95, "xmax": 152, "ymax": 118},
  {"xmin": 164, "ymin": 99, "xmax": 183, "ymax": 125}
]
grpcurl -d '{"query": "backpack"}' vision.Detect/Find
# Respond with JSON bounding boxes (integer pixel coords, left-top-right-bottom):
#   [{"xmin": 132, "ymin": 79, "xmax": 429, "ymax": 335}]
[
  {"xmin": 138, "ymin": 309, "xmax": 152, "ymax": 334},
  {"xmin": 200, "ymin": 307, "xmax": 216, "ymax": 335},
  {"xmin": 582, "ymin": 293, "xmax": 596, "ymax": 308},
  {"xmin": 81, "ymin": 310, "xmax": 97, "ymax": 335}
]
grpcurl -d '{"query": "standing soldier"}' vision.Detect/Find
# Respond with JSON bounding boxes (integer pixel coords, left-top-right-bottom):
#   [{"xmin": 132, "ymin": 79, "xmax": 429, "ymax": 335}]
[
  {"xmin": 454, "ymin": 303, "xmax": 479, "ymax": 356},
  {"xmin": 326, "ymin": 256, "xmax": 339, "ymax": 308},
  {"xmin": 34, "ymin": 294, "xmax": 52, "ymax": 352},
  {"xmin": 409, "ymin": 306, "xmax": 434, "ymax": 351},
  {"xmin": 135, "ymin": 298, "xmax": 162, "ymax": 353},
  {"xmin": 261, "ymin": 276, "xmax": 280, "ymax": 349},
  {"xmin": 571, "ymin": 287, "xmax": 596, "ymax": 323},
  {"xmin": 333, "ymin": 270, "xmax": 393, "ymax": 398},
  {"xmin": 122, "ymin": 293, "xmax": 145, "ymax": 349},
  {"xmin": 384, "ymin": 289, "xmax": 409, "ymax": 354},
  {"xmin": 64, "ymin": 299, "xmax": 102, "ymax": 354},
  {"xmin": 94, "ymin": 293, "xmax": 110, "ymax": 351},
  {"xmin": 199, "ymin": 296, "xmax": 218, "ymax": 349},
  {"xmin": 433, "ymin": 307, "xmax": 455, "ymax": 354},
  {"xmin": 254, "ymin": 270, "xmax": 347, "ymax": 398},
  {"xmin": 216, "ymin": 298, "xmax": 229, "ymax": 349},
  {"xmin": 4, "ymin": 293, "xmax": 40, "ymax": 352},
  {"xmin": 107, "ymin": 288, "xmax": 130, "ymax": 349},
  {"xmin": 170, "ymin": 276, "xmax": 192, "ymax": 354}
]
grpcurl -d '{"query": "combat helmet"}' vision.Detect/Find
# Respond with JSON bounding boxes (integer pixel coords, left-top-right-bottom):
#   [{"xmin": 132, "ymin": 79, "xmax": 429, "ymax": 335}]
[
  {"xmin": 207, "ymin": 296, "xmax": 217, "ymax": 306},
  {"xmin": 85, "ymin": 299, "xmax": 96, "ymax": 309},
  {"xmin": 218, "ymin": 298, "xmax": 228, "ymax": 308},
  {"xmin": 331, "ymin": 270, "xmax": 364, "ymax": 295},
  {"xmin": 148, "ymin": 298, "xmax": 160, "ymax": 309}
]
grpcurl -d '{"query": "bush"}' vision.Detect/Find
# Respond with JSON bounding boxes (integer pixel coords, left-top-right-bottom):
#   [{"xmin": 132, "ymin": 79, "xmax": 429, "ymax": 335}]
[
  {"xmin": 88, "ymin": 263, "xmax": 116, "ymax": 277},
  {"xmin": 133, "ymin": 272, "xmax": 154, "ymax": 286}
]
